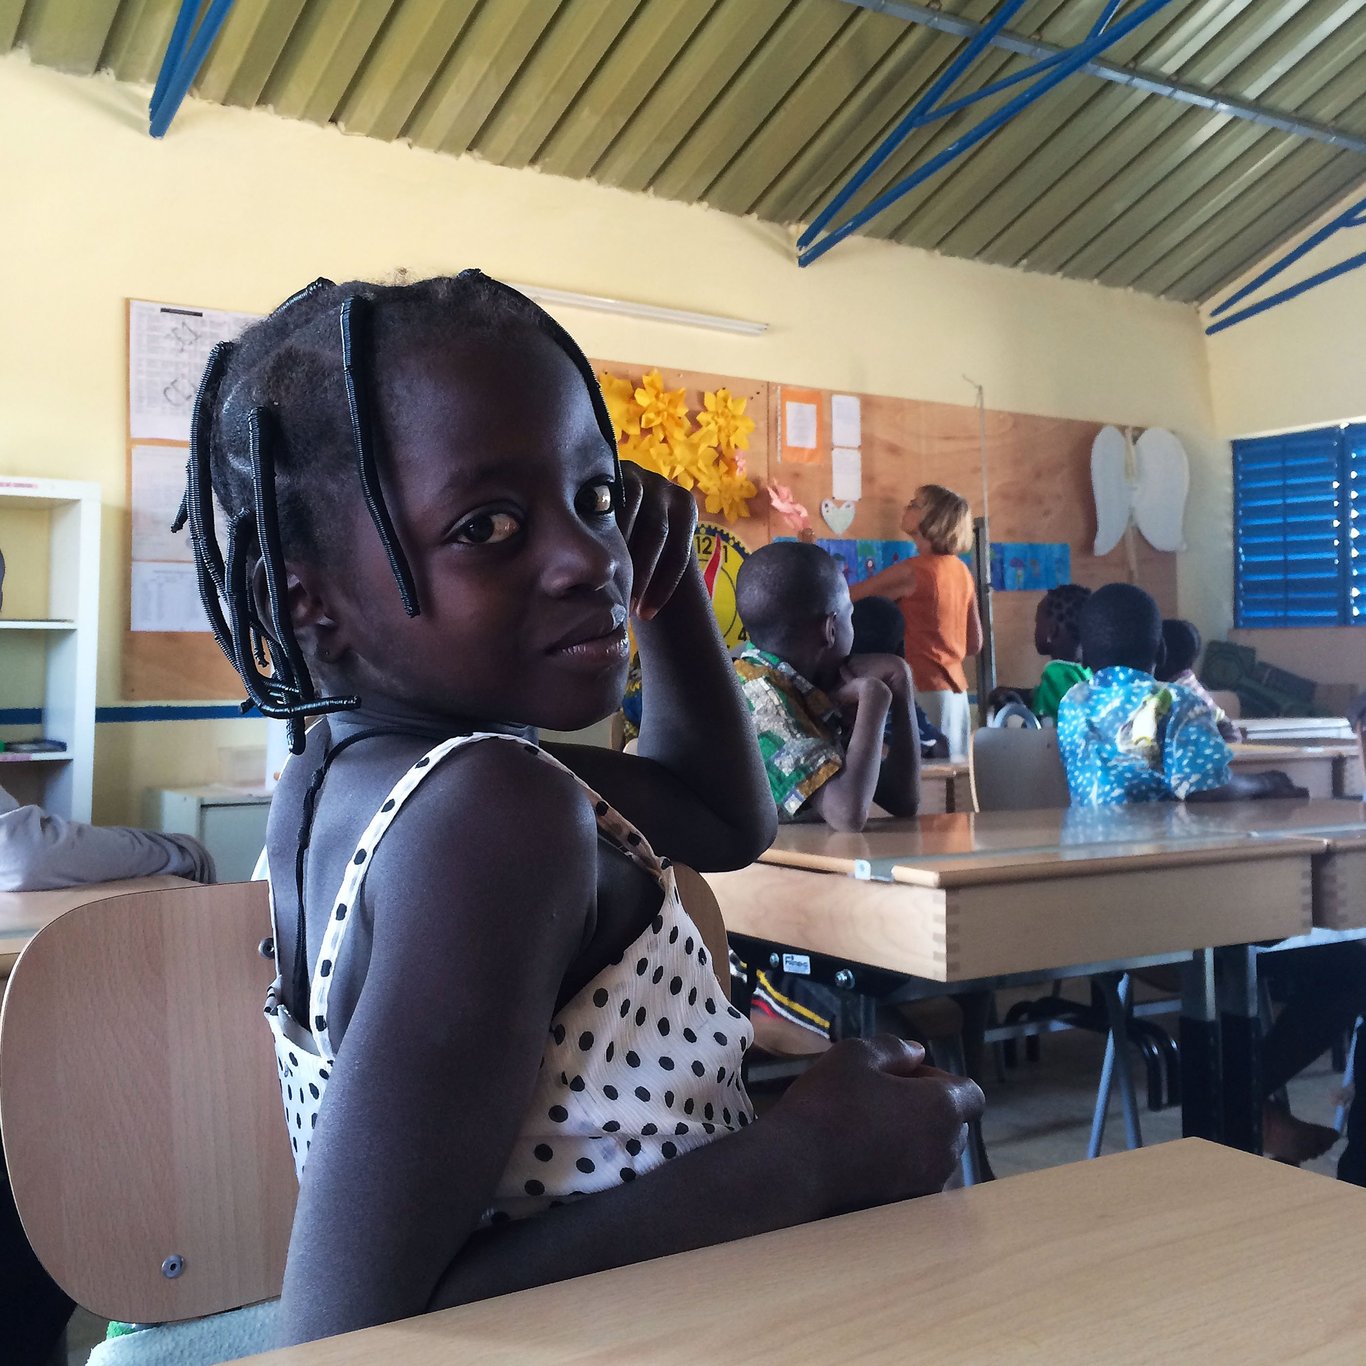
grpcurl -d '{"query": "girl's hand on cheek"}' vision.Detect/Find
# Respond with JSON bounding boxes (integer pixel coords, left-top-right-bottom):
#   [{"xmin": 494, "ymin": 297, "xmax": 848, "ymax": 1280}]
[{"xmin": 617, "ymin": 462, "xmax": 698, "ymax": 621}]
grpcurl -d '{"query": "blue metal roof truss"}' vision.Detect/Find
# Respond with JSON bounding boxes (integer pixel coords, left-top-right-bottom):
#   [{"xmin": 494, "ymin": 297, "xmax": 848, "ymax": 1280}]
[{"xmin": 797, "ymin": 0, "xmax": 1181, "ymax": 268}]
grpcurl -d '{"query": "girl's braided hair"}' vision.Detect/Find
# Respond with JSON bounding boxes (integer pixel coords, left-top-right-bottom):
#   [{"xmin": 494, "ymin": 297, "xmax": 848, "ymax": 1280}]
[
  {"xmin": 1040, "ymin": 583, "xmax": 1092, "ymax": 639},
  {"xmin": 173, "ymin": 271, "xmax": 619, "ymax": 752}
]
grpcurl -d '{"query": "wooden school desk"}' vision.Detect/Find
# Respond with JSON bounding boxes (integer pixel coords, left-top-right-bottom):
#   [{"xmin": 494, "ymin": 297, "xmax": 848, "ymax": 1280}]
[
  {"xmin": 0, "ymin": 875, "xmax": 190, "ymax": 977},
  {"xmin": 244, "ymin": 1140, "xmax": 1366, "ymax": 1365},
  {"xmin": 1162, "ymin": 798, "xmax": 1366, "ymax": 1150},
  {"xmin": 918, "ymin": 759, "xmax": 969, "ymax": 814},
  {"xmin": 706, "ymin": 808, "xmax": 1321, "ymax": 1143},
  {"xmin": 1229, "ymin": 740, "xmax": 1361, "ymax": 799}
]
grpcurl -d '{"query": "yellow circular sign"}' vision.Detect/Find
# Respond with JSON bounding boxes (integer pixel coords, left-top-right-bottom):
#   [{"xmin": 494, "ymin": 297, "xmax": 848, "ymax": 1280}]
[{"xmin": 694, "ymin": 522, "xmax": 750, "ymax": 650}]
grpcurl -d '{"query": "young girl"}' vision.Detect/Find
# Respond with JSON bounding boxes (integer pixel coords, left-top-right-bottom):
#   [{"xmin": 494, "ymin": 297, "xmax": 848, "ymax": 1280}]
[
  {"xmin": 182, "ymin": 272, "xmax": 982, "ymax": 1347},
  {"xmin": 850, "ymin": 485, "xmax": 981, "ymax": 758}
]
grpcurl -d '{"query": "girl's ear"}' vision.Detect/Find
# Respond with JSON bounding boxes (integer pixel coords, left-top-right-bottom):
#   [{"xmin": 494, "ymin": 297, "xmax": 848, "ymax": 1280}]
[
  {"xmin": 821, "ymin": 612, "xmax": 838, "ymax": 649},
  {"xmin": 249, "ymin": 559, "xmax": 348, "ymax": 664}
]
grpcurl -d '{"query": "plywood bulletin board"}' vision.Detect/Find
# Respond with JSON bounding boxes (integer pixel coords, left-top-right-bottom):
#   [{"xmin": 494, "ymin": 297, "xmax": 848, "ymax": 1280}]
[
  {"xmin": 592, "ymin": 361, "xmax": 1177, "ymax": 687},
  {"xmin": 121, "ymin": 308, "xmax": 1177, "ymax": 699}
]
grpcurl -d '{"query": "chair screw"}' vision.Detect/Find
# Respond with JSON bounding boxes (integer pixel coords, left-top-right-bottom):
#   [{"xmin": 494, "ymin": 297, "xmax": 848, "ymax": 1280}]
[
  {"xmin": 834, "ymin": 969, "xmax": 855, "ymax": 990},
  {"xmin": 768, "ymin": 953, "xmax": 780, "ymax": 968},
  {"xmin": 161, "ymin": 1254, "xmax": 184, "ymax": 1279}
]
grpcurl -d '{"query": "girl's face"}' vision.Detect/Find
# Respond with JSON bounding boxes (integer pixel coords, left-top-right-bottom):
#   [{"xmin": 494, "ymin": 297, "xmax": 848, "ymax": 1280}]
[{"xmin": 318, "ymin": 328, "xmax": 632, "ymax": 731}]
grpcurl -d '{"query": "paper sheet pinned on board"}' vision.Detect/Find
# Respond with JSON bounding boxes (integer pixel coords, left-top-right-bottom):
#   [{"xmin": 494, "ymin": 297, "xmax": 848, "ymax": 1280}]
[
  {"xmin": 831, "ymin": 394, "xmax": 861, "ymax": 448},
  {"xmin": 131, "ymin": 446, "xmax": 194, "ymax": 562},
  {"xmin": 131, "ymin": 562, "xmax": 208, "ymax": 632},
  {"xmin": 832, "ymin": 447, "xmax": 862, "ymax": 502},
  {"xmin": 129, "ymin": 300, "xmax": 258, "ymax": 442},
  {"xmin": 783, "ymin": 400, "xmax": 817, "ymax": 450}
]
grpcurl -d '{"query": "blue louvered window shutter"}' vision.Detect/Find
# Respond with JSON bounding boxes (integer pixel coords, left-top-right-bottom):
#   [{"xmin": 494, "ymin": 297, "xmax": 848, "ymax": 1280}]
[
  {"xmin": 1345, "ymin": 423, "xmax": 1366, "ymax": 624},
  {"xmin": 1234, "ymin": 426, "xmax": 1349, "ymax": 628}
]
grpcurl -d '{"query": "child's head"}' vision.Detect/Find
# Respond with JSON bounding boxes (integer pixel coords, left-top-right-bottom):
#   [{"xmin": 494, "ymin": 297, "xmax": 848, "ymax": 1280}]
[
  {"xmin": 850, "ymin": 595, "xmax": 906, "ymax": 657},
  {"xmin": 736, "ymin": 542, "xmax": 852, "ymax": 685},
  {"xmin": 1078, "ymin": 583, "xmax": 1162, "ymax": 673},
  {"xmin": 1035, "ymin": 584, "xmax": 1092, "ymax": 661},
  {"xmin": 183, "ymin": 272, "xmax": 628, "ymax": 748},
  {"xmin": 902, "ymin": 484, "xmax": 973, "ymax": 555},
  {"xmin": 1155, "ymin": 618, "xmax": 1201, "ymax": 682}
]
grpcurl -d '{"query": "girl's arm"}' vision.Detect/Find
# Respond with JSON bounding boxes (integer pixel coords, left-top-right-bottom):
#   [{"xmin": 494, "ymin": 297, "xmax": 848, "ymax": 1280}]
[
  {"xmin": 848, "ymin": 557, "xmax": 917, "ymax": 603},
  {"xmin": 545, "ymin": 469, "xmax": 775, "ymax": 871}
]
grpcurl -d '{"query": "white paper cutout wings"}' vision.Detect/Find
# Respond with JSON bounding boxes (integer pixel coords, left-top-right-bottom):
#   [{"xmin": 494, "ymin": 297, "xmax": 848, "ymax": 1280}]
[{"xmin": 1091, "ymin": 425, "xmax": 1189, "ymax": 555}]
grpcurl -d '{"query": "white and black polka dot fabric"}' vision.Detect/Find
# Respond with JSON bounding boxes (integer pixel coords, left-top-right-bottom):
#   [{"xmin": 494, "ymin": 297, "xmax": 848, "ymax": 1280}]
[{"xmin": 264, "ymin": 732, "xmax": 754, "ymax": 1224}]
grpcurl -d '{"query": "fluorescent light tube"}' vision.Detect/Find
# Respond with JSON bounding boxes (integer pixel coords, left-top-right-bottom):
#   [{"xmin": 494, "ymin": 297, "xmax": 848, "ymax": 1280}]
[{"xmin": 508, "ymin": 283, "xmax": 768, "ymax": 336}]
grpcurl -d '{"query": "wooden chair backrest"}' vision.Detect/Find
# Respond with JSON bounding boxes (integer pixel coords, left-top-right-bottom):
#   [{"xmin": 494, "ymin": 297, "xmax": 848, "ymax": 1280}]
[
  {"xmin": 969, "ymin": 726, "xmax": 1071, "ymax": 812},
  {"xmin": 0, "ymin": 881, "xmax": 295, "ymax": 1323},
  {"xmin": 671, "ymin": 865, "xmax": 730, "ymax": 1002}
]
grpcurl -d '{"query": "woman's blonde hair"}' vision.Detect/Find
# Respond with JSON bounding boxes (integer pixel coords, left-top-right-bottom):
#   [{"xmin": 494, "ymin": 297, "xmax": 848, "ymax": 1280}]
[{"xmin": 913, "ymin": 484, "xmax": 974, "ymax": 555}]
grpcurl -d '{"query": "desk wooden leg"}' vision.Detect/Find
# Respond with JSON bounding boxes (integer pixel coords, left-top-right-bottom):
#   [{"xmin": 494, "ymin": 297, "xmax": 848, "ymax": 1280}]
[{"xmin": 1216, "ymin": 944, "xmax": 1263, "ymax": 1153}]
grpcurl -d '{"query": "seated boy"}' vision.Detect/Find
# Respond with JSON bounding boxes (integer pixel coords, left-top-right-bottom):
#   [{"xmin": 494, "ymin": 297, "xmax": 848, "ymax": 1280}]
[
  {"xmin": 1062, "ymin": 584, "xmax": 1358, "ymax": 1163},
  {"xmin": 1154, "ymin": 617, "xmax": 1240, "ymax": 742},
  {"xmin": 1058, "ymin": 583, "xmax": 1301, "ymax": 805},
  {"xmin": 987, "ymin": 584, "xmax": 1092, "ymax": 725},
  {"xmin": 733, "ymin": 542, "xmax": 920, "ymax": 1043},
  {"xmin": 850, "ymin": 596, "xmax": 948, "ymax": 758},
  {"xmin": 734, "ymin": 543, "xmax": 920, "ymax": 832}
]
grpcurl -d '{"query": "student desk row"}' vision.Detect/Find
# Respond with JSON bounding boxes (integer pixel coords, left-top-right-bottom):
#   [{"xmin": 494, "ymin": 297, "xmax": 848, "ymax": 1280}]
[
  {"xmin": 248, "ymin": 1140, "xmax": 1366, "ymax": 1364},
  {"xmin": 915, "ymin": 738, "xmax": 1359, "ymax": 815},
  {"xmin": 706, "ymin": 800, "xmax": 1366, "ymax": 1149}
]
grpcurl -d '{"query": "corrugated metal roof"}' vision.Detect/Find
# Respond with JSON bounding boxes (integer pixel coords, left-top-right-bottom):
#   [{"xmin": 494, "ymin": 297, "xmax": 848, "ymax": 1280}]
[{"xmin": 6, "ymin": 0, "xmax": 1365, "ymax": 302}]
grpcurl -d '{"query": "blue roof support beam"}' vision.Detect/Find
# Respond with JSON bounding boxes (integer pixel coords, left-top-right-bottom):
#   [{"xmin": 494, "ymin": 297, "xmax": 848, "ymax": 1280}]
[
  {"xmin": 1205, "ymin": 193, "xmax": 1366, "ymax": 335},
  {"xmin": 838, "ymin": 1, "xmax": 1366, "ymax": 159},
  {"xmin": 149, "ymin": 0, "xmax": 236, "ymax": 138},
  {"xmin": 799, "ymin": 0, "xmax": 1178, "ymax": 268}
]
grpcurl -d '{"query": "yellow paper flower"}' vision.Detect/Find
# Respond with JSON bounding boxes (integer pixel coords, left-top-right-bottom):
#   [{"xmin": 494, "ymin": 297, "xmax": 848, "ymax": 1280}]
[
  {"xmin": 620, "ymin": 430, "xmax": 672, "ymax": 480},
  {"xmin": 598, "ymin": 370, "xmax": 641, "ymax": 442},
  {"xmin": 697, "ymin": 388, "xmax": 756, "ymax": 459},
  {"xmin": 696, "ymin": 459, "xmax": 756, "ymax": 521},
  {"xmin": 635, "ymin": 370, "xmax": 692, "ymax": 443},
  {"xmin": 666, "ymin": 435, "xmax": 720, "ymax": 491}
]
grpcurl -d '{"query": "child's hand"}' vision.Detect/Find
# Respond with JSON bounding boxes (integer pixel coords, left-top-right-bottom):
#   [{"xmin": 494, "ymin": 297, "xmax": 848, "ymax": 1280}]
[
  {"xmin": 617, "ymin": 461, "xmax": 698, "ymax": 621},
  {"xmin": 770, "ymin": 1035, "xmax": 985, "ymax": 1208},
  {"xmin": 841, "ymin": 654, "xmax": 913, "ymax": 699},
  {"xmin": 1257, "ymin": 770, "xmax": 1310, "ymax": 800},
  {"xmin": 830, "ymin": 673, "xmax": 892, "ymax": 720}
]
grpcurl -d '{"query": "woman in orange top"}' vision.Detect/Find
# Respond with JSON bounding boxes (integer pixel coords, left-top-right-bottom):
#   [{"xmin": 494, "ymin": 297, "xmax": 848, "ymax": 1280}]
[{"xmin": 850, "ymin": 484, "xmax": 982, "ymax": 758}]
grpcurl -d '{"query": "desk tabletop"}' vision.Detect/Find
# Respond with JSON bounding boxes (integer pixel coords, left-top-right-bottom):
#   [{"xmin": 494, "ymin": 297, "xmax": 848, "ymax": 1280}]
[
  {"xmin": 0, "ymin": 875, "xmax": 191, "ymax": 957},
  {"xmin": 1229, "ymin": 740, "xmax": 1357, "ymax": 762},
  {"xmin": 245, "ymin": 1140, "xmax": 1366, "ymax": 1365},
  {"xmin": 759, "ymin": 805, "xmax": 1336, "ymax": 888}
]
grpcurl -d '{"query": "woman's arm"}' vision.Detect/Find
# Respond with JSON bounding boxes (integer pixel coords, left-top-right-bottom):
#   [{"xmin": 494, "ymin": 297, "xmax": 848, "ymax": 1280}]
[
  {"xmin": 965, "ymin": 584, "xmax": 984, "ymax": 659},
  {"xmin": 546, "ymin": 469, "xmax": 775, "ymax": 871},
  {"xmin": 848, "ymin": 557, "xmax": 917, "ymax": 603}
]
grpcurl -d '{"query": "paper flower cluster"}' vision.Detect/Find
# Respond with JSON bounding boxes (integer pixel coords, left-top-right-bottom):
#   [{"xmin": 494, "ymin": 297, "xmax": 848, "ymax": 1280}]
[{"xmin": 599, "ymin": 369, "xmax": 758, "ymax": 522}]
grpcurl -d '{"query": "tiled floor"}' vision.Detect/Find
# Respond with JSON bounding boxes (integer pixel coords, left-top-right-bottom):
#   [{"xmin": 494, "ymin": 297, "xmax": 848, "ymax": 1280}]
[{"xmin": 65, "ymin": 1005, "xmax": 1350, "ymax": 1363}]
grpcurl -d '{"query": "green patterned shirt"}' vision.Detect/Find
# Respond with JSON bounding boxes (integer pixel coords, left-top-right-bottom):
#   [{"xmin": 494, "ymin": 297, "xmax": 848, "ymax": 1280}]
[{"xmin": 734, "ymin": 646, "xmax": 843, "ymax": 819}]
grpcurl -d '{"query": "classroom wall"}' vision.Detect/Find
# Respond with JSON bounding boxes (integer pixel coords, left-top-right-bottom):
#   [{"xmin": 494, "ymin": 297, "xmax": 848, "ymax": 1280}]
[
  {"xmin": 0, "ymin": 53, "xmax": 1220, "ymax": 821},
  {"xmin": 1201, "ymin": 187, "xmax": 1366, "ymax": 690}
]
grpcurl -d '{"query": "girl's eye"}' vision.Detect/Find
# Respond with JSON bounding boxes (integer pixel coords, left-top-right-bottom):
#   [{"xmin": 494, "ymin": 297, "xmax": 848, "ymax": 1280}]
[
  {"xmin": 453, "ymin": 511, "xmax": 521, "ymax": 545},
  {"xmin": 580, "ymin": 481, "xmax": 616, "ymax": 517}
]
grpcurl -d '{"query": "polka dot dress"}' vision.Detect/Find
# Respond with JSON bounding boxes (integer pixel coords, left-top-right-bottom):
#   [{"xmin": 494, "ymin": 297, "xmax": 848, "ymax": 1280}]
[{"xmin": 264, "ymin": 732, "xmax": 754, "ymax": 1226}]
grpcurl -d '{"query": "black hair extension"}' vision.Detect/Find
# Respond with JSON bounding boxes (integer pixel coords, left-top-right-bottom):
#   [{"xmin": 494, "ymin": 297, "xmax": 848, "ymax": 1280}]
[
  {"xmin": 339, "ymin": 294, "xmax": 421, "ymax": 617},
  {"xmin": 246, "ymin": 406, "xmax": 360, "ymax": 750}
]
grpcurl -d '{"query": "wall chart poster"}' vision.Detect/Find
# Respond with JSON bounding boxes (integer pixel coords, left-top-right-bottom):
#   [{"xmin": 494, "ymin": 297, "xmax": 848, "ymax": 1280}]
[{"xmin": 129, "ymin": 300, "xmax": 258, "ymax": 442}]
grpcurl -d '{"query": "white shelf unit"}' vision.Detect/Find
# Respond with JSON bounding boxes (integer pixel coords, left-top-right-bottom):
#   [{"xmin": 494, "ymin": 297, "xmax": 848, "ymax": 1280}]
[{"xmin": 0, "ymin": 477, "xmax": 100, "ymax": 821}]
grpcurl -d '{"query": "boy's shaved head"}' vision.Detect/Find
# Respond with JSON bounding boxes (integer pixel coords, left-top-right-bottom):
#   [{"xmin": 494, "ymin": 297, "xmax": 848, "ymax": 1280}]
[
  {"xmin": 737, "ymin": 542, "xmax": 848, "ymax": 653},
  {"xmin": 1079, "ymin": 583, "xmax": 1163, "ymax": 673}
]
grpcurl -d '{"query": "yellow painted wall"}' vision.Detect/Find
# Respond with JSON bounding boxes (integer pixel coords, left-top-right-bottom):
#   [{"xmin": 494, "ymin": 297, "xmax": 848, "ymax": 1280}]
[
  {"xmin": 0, "ymin": 53, "xmax": 1223, "ymax": 820},
  {"xmin": 1201, "ymin": 187, "xmax": 1366, "ymax": 689}
]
